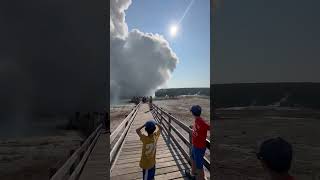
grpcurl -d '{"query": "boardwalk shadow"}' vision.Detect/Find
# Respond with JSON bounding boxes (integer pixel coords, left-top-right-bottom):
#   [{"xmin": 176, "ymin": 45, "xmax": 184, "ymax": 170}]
[{"xmin": 153, "ymin": 114, "xmax": 190, "ymax": 180}]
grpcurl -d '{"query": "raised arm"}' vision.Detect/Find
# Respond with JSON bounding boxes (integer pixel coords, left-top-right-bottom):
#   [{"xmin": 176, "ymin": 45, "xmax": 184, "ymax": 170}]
[
  {"xmin": 156, "ymin": 122, "xmax": 162, "ymax": 131},
  {"xmin": 136, "ymin": 124, "xmax": 145, "ymax": 136}
]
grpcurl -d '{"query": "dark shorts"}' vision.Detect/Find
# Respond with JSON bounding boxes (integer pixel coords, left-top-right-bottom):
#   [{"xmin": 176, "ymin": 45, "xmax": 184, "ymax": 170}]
[
  {"xmin": 191, "ymin": 146, "xmax": 206, "ymax": 169},
  {"xmin": 143, "ymin": 165, "xmax": 155, "ymax": 180}
]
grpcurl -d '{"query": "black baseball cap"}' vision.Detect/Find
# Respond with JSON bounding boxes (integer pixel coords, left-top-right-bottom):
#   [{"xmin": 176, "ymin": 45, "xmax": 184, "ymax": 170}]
[
  {"xmin": 190, "ymin": 105, "xmax": 201, "ymax": 116},
  {"xmin": 256, "ymin": 137, "xmax": 293, "ymax": 173}
]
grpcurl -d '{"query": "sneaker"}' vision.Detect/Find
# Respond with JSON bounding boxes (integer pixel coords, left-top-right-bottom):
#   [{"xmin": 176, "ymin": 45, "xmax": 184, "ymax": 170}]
[{"xmin": 185, "ymin": 169, "xmax": 196, "ymax": 180}]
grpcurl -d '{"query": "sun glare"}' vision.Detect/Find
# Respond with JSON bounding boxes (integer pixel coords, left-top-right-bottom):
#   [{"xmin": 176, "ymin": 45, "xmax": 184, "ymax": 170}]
[{"xmin": 169, "ymin": 25, "xmax": 178, "ymax": 37}]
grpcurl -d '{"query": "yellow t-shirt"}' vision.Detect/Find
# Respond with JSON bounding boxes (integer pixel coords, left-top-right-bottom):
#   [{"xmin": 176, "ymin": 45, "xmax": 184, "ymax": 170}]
[{"xmin": 139, "ymin": 130, "xmax": 161, "ymax": 169}]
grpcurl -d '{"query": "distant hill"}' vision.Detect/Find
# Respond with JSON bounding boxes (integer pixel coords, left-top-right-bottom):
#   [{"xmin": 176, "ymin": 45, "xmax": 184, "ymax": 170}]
[
  {"xmin": 212, "ymin": 82, "xmax": 320, "ymax": 109},
  {"xmin": 155, "ymin": 88, "xmax": 210, "ymax": 97},
  {"xmin": 154, "ymin": 83, "xmax": 320, "ymax": 109}
]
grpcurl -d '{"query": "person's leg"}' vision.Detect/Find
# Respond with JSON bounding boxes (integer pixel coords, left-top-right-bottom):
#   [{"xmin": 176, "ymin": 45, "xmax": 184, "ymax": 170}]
[
  {"xmin": 143, "ymin": 169, "xmax": 146, "ymax": 180},
  {"xmin": 191, "ymin": 159, "xmax": 196, "ymax": 175},
  {"xmin": 197, "ymin": 169, "xmax": 204, "ymax": 180},
  {"xmin": 194, "ymin": 148, "xmax": 206, "ymax": 180},
  {"xmin": 191, "ymin": 146, "xmax": 197, "ymax": 176},
  {"xmin": 148, "ymin": 165, "xmax": 155, "ymax": 180},
  {"xmin": 185, "ymin": 147, "xmax": 196, "ymax": 179},
  {"xmin": 144, "ymin": 168, "xmax": 149, "ymax": 180}
]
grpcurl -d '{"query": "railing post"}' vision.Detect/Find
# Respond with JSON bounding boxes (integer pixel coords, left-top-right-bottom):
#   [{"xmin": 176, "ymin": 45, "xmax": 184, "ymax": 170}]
[
  {"xmin": 189, "ymin": 130, "xmax": 192, "ymax": 159},
  {"xmin": 104, "ymin": 110, "xmax": 110, "ymax": 179},
  {"xmin": 69, "ymin": 149, "xmax": 75, "ymax": 175},
  {"xmin": 168, "ymin": 114, "xmax": 171, "ymax": 143},
  {"xmin": 160, "ymin": 108, "xmax": 162, "ymax": 125}
]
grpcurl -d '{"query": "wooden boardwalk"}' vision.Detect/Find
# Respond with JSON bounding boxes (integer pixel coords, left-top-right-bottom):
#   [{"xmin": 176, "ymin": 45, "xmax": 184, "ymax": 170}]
[
  {"xmin": 50, "ymin": 103, "xmax": 209, "ymax": 180},
  {"xmin": 110, "ymin": 104, "xmax": 191, "ymax": 180},
  {"xmin": 78, "ymin": 132, "xmax": 109, "ymax": 180}
]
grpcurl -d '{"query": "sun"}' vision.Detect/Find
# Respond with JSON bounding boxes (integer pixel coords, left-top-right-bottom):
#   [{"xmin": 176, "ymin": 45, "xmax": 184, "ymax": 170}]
[{"xmin": 169, "ymin": 25, "xmax": 179, "ymax": 37}]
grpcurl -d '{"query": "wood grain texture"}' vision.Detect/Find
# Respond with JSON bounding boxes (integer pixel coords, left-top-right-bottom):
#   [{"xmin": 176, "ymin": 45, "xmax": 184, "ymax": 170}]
[{"xmin": 111, "ymin": 104, "xmax": 190, "ymax": 180}]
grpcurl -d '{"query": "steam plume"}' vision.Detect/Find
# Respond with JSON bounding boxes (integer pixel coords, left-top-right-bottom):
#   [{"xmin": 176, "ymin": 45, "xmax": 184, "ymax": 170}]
[{"xmin": 110, "ymin": 0, "xmax": 179, "ymax": 103}]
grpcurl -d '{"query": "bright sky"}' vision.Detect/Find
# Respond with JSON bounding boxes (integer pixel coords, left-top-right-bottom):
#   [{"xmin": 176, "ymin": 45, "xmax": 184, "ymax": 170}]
[{"xmin": 126, "ymin": 0, "xmax": 210, "ymax": 88}]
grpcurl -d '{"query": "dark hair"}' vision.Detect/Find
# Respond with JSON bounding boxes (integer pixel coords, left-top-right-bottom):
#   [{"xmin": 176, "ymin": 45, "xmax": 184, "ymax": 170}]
[
  {"xmin": 257, "ymin": 137, "xmax": 292, "ymax": 173},
  {"xmin": 145, "ymin": 126, "xmax": 156, "ymax": 135}
]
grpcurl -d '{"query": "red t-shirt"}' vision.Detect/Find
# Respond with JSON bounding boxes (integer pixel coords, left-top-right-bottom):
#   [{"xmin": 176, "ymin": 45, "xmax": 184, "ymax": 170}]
[{"xmin": 192, "ymin": 117, "xmax": 210, "ymax": 148}]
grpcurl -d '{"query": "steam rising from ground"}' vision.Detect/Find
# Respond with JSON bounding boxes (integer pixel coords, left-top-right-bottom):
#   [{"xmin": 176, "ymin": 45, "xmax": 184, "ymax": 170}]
[{"xmin": 110, "ymin": 0, "xmax": 179, "ymax": 103}]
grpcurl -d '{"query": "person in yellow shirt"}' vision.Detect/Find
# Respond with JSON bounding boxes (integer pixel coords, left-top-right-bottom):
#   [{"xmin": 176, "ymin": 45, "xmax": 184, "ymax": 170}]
[{"xmin": 136, "ymin": 120, "xmax": 162, "ymax": 180}]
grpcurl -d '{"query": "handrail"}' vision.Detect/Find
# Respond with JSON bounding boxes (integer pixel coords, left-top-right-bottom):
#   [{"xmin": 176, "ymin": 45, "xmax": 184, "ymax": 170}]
[
  {"xmin": 50, "ymin": 123, "xmax": 102, "ymax": 180},
  {"xmin": 160, "ymin": 110, "xmax": 192, "ymax": 133},
  {"xmin": 110, "ymin": 105, "xmax": 137, "ymax": 143},
  {"xmin": 110, "ymin": 102, "xmax": 141, "ymax": 168},
  {"xmin": 50, "ymin": 102, "xmax": 141, "ymax": 180},
  {"xmin": 151, "ymin": 103, "xmax": 210, "ymax": 170},
  {"xmin": 69, "ymin": 126, "xmax": 101, "ymax": 180}
]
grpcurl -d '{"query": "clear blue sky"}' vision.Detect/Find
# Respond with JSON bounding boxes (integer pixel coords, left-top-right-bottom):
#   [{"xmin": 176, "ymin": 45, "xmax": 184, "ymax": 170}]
[{"xmin": 125, "ymin": 0, "xmax": 210, "ymax": 88}]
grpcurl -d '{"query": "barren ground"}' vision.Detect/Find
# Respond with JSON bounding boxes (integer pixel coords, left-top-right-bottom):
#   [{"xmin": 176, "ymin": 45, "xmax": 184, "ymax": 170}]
[
  {"xmin": 0, "ymin": 131, "xmax": 83, "ymax": 180},
  {"xmin": 110, "ymin": 103, "xmax": 136, "ymax": 132},
  {"xmin": 153, "ymin": 96, "xmax": 210, "ymax": 127},
  {"xmin": 213, "ymin": 107, "xmax": 320, "ymax": 179}
]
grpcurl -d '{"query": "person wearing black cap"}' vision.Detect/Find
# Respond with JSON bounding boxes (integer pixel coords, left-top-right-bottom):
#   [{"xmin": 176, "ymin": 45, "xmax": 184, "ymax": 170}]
[
  {"xmin": 257, "ymin": 137, "xmax": 295, "ymax": 180},
  {"xmin": 136, "ymin": 120, "xmax": 162, "ymax": 180},
  {"xmin": 185, "ymin": 105, "xmax": 210, "ymax": 180}
]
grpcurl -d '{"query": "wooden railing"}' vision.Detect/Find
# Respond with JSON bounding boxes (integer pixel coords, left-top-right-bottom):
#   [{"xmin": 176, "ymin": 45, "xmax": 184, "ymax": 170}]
[
  {"xmin": 50, "ymin": 114, "xmax": 105, "ymax": 180},
  {"xmin": 110, "ymin": 102, "xmax": 141, "ymax": 168},
  {"xmin": 151, "ymin": 103, "xmax": 210, "ymax": 170}
]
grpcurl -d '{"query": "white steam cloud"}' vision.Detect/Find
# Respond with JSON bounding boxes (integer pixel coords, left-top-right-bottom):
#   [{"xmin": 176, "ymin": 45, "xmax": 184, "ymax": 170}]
[{"xmin": 110, "ymin": 0, "xmax": 179, "ymax": 103}]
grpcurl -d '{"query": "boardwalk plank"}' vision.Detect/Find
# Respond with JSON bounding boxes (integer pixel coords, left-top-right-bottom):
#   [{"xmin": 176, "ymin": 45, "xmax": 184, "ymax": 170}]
[
  {"xmin": 77, "ymin": 104, "xmax": 207, "ymax": 180},
  {"xmin": 112, "ymin": 161, "xmax": 189, "ymax": 176},
  {"xmin": 112, "ymin": 163, "xmax": 189, "ymax": 179},
  {"xmin": 111, "ymin": 104, "xmax": 191, "ymax": 180},
  {"xmin": 78, "ymin": 131, "xmax": 109, "ymax": 180}
]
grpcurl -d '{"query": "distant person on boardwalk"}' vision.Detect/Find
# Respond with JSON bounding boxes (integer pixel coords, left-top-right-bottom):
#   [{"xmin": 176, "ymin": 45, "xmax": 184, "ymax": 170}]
[
  {"xmin": 136, "ymin": 120, "xmax": 162, "ymax": 180},
  {"xmin": 185, "ymin": 105, "xmax": 210, "ymax": 180},
  {"xmin": 142, "ymin": 96, "xmax": 147, "ymax": 103},
  {"xmin": 149, "ymin": 96, "xmax": 153, "ymax": 110},
  {"xmin": 257, "ymin": 137, "xmax": 295, "ymax": 180}
]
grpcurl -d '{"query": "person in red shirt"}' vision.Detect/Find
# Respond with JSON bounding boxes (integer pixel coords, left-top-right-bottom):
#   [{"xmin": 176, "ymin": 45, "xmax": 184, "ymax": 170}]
[
  {"xmin": 256, "ymin": 137, "xmax": 295, "ymax": 180},
  {"xmin": 185, "ymin": 105, "xmax": 210, "ymax": 180}
]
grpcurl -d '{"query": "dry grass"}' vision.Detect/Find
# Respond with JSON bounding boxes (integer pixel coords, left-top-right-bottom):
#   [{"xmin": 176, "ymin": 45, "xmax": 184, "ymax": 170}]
[
  {"xmin": 0, "ymin": 131, "xmax": 83, "ymax": 180},
  {"xmin": 214, "ymin": 108, "xmax": 320, "ymax": 179},
  {"xmin": 110, "ymin": 103, "xmax": 136, "ymax": 132}
]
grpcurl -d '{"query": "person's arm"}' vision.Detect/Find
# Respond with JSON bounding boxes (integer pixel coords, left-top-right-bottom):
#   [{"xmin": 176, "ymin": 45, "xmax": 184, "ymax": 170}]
[
  {"xmin": 154, "ymin": 123, "xmax": 162, "ymax": 139},
  {"xmin": 136, "ymin": 124, "xmax": 145, "ymax": 137},
  {"xmin": 156, "ymin": 122, "xmax": 162, "ymax": 132}
]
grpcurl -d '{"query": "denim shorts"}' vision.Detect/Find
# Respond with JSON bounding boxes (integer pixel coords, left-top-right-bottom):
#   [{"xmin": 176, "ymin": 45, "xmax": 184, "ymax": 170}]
[
  {"xmin": 143, "ymin": 165, "xmax": 155, "ymax": 180},
  {"xmin": 191, "ymin": 146, "xmax": 206, "ymax": 169}
]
